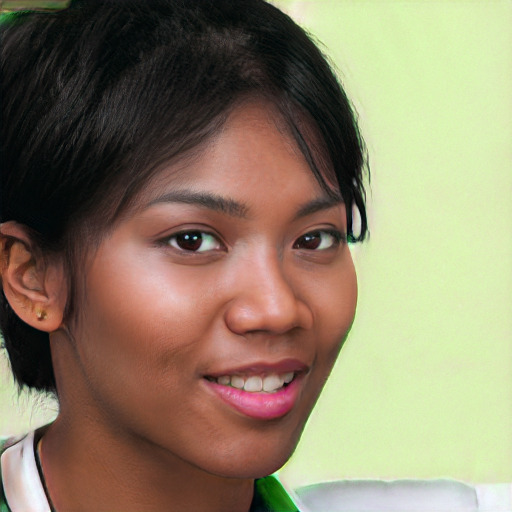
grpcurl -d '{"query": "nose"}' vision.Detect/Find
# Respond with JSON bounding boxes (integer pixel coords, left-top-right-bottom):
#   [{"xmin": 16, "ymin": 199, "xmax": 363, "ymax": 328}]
[{"xmin": 224, "ymin": 253, "xmax": 314, "ymax": 336}]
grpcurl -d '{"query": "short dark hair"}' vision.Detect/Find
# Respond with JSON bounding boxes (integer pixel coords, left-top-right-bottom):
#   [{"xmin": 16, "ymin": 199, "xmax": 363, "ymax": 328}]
[{"xmin": 0, "ymin": 0, "xmax": 368, "ymax": 393}]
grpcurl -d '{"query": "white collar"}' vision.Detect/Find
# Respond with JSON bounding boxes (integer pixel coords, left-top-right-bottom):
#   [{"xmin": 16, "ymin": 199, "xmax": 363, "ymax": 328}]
[{"xmin": 1, "ymin": 431, "xmax": 51, "ymax": 512}]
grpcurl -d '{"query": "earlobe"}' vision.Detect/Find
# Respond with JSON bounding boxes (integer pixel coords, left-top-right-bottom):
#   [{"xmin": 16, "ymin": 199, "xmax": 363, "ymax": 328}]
[{"xmin": 0, "ymin": 221, "xmax": 67, "ymax": 332}]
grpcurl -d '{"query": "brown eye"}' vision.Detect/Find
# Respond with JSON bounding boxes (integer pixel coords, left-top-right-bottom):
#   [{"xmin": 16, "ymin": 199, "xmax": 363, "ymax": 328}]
[
  {"xmin": 168, "ymin": 231, "xmax": 221, "ymax": 252},
  {"xmin": 293, "ymin": 230, "xmax": 342, "ymax": 251}
]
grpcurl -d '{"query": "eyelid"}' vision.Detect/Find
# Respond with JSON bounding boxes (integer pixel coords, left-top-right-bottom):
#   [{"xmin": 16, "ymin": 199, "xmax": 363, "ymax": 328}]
[{"xmin": 323, "ymin": 228, "xmax": 347, "ymax": 243}]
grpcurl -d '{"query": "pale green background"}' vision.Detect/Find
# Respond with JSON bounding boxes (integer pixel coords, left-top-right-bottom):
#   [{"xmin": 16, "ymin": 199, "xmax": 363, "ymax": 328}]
[{"xmin": 1, "ymin": 0, "xmax": 511, "ymax": 488}]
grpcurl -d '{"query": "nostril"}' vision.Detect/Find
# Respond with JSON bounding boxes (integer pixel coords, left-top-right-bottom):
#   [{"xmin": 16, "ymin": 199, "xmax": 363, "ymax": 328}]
[{"xmin": 223, "ymin": 292, "xmax": 313, "ymax": 335}]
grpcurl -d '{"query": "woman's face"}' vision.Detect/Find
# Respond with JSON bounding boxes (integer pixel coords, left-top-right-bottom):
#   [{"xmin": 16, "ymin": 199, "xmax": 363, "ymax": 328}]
[{"xmin": 59, "ymin": 102, "xmax": 357, "ymax": 478}]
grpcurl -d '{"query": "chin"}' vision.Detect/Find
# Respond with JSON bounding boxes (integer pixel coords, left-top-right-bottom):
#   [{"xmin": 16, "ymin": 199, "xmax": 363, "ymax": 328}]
[
  {"xmin": 213, "ymin": 456, "xmax": 292, "ymax": 480},
  {"xmin": 207, "ymin": 428, "xmax": 304, "ymax": 480}
]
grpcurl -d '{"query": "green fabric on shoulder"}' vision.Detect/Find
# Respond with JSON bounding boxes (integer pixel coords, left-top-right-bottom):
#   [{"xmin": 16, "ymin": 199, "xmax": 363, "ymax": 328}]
[{"xmin": 254, "ymin": 475, "xmax": 299, "ymax": 512}]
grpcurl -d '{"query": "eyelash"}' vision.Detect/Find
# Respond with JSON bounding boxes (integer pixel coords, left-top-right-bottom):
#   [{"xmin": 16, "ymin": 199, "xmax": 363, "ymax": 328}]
[
  {"xmin": 163, "ymin": 229, "xmax": 346, "ymax": 254},
  {"xmin": 293, "ymin": 229, "xmax": 346, "ymax": 251},
  {"xmin": 166, "ymin": 231, "xmax": 224, "ymax": 253}
]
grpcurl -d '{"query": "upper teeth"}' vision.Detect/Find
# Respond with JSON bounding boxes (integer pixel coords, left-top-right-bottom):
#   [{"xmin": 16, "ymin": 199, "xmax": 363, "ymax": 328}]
[{"xmin": 213, "ymin": 372, "xmax": 294, "ymax": 393}]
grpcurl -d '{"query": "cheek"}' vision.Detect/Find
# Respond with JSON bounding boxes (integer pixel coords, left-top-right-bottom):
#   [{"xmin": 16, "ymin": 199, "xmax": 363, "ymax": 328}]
[
  {"xmin": 73, "ymin": 252, "xmax": 215, "ymax": 398},
  {"xmin": 85, "ymin": 247, "xmax": 215, "ymax": 336},
  {"xmin": 313, "ymin": 255, "xmax": 357, "ymax": 363}
]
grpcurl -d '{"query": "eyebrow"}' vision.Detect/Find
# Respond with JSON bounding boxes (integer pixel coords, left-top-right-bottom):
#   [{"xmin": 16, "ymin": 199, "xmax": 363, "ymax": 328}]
[
  {"xmin": 148, "ymin": 190, "xmax": 249, "ymax": 218},
  {"xmin": 294, "ymin": 196, "xmax": 344, "ymax": 220},
  {"xmin": 147, "ymin": 190, "xmax": 342, "ymax": 220}
]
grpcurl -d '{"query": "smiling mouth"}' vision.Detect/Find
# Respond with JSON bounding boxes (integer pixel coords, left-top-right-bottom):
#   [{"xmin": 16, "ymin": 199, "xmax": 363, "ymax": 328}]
[
  {"xmin": 203, "ymin": 362, "xmax": 307, "ymax": 420},
  {"xmin": 204, "ymin": 372, "xmax": 296, "ymax": 393}
]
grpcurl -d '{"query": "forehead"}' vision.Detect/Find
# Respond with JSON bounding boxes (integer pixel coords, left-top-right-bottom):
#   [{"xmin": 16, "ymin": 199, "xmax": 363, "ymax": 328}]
[{"xmin": 136, "ymin": 100, "xmax": 338, "ymax": 209}]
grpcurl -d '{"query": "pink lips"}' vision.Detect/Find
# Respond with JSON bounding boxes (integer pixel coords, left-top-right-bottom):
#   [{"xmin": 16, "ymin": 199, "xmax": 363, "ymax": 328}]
[{"xmin": 203, "ymin": 359, "xmax": 307, "ymax": 420}]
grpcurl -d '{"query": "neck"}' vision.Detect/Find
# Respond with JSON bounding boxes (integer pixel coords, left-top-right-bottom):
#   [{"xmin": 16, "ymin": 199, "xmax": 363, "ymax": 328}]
[{"xmin": 38, "ymin": 416, "xmax": 255, "ymax": 512}]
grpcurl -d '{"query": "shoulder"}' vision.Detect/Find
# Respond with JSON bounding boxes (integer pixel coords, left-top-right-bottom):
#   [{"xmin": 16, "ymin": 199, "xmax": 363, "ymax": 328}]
[
  {"xmin": 0, "ymin": 431, "xmax": 48, "ymax": 512},
  {"xmin": 0, "ymin": 436, "xmax": 19, "ymax": 512},
  {"xmin": 295, "ymin": 479, "xmax": 512, "ymax": 512}
]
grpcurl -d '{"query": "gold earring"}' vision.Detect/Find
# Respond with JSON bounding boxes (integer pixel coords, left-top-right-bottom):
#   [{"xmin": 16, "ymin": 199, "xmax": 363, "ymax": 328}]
[{"xmin": 36, "ymin": 309, "xmax": 48, "ymax": 321}]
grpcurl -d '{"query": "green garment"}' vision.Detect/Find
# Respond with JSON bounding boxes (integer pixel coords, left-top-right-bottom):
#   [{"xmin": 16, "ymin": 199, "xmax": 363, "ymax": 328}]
[{"xmin": 252, "ymin": 476, "xmax": 300, "ymax": 512}]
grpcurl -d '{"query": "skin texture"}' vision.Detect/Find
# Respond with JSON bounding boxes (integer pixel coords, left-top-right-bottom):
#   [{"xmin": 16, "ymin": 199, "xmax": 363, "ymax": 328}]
[{"xmin": 8, "ymin": 102, "xmax": 358, "ymax": 511}]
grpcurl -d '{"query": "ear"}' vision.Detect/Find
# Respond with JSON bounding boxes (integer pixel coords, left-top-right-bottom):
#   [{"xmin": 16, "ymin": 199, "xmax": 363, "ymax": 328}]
[{"xmin": 0, "ymin": 221, "xmax": 67, "ymax": 332}]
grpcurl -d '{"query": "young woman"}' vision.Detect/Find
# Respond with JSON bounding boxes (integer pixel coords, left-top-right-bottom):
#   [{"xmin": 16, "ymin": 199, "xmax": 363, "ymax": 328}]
[{"xmin": 0, "ymin": 1, "xmax": 368, "ymax": 510}]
